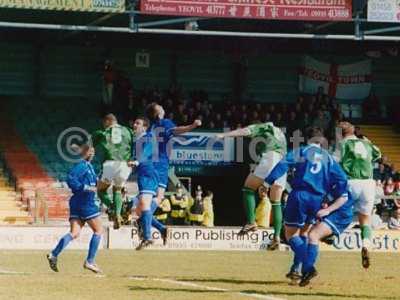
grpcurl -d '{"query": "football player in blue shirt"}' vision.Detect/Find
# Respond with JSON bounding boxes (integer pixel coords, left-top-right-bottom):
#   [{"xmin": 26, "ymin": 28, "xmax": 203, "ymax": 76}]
[
  {"xmin": 47, "ymin": 144, "xmax": 103, "ymax": 274},
  {"xmin": 129, "ymin": 117, "xmax": 168, "ymax": 250},
  {"xmin": 265, "ymin": 127, "xmax": 348, "ymax": 286},
  {"xmin": 145, "ymin": 102, "xmax": 201, "ymax": 205}
]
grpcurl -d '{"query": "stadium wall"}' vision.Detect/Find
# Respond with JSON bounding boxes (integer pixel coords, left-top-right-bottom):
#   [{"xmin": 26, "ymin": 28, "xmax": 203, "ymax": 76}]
[
  {"xmin": 0, "ymin": 226, "xmax": 399, "ymax": 252},
  {"xmin": 0, "ymin": 42, "xmax": 399, "ymax": 103}
]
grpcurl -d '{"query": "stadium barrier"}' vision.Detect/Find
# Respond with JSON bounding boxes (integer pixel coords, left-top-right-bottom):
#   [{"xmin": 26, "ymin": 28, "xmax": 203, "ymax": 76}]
[{"xmin": 0, "ymin": 226, "xmax": 399, "ymax": 252}]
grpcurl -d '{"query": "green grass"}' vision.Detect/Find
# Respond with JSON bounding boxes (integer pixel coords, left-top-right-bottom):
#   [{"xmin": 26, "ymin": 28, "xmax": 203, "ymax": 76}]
[{"xmin": 0, "ymin": 250, "xmax": 399, "ymax": 300}]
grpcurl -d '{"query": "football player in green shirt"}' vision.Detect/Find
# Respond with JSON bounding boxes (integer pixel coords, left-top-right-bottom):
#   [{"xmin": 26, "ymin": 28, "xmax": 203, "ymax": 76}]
[
  {"xmin": 216, "ymin": 122, "xmax": 287, "ymax": 250},
  {"xmin": 91, "ymin": 113, "xmax": 134, "ymax": 229},
  {"xmin": 336, "ymin": 121, "xmax": 381, "ymax": 269}
]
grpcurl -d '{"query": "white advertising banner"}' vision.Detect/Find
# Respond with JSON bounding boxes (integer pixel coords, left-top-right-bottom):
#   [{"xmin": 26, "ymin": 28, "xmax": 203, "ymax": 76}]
[
  {"xmin": 108, "ymin": 227, "xmax": 274, "ymax": 251},
  {"xmin": 1, "ymin": 227, "xmax": 399, "ymax": 252},
  {"xmin": 170, "ymin": 132, "xmax": 235, "ymax": 166},
  {"xmin": 0, "ymin": 227, "xmax": 104, "ymax": 250},
  {"xmin": 321, "ymin": 229, "xmax": 400, "ymax": 252},
  {"xmin": 368, "ymin": 0, "xmax": 400, "ymax": 23}
]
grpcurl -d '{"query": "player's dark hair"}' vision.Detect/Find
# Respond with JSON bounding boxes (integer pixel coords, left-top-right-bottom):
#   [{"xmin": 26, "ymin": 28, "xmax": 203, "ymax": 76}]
[
  {"xmin": 306, "ymin": 126, "xmax": 329, "ymax": 149},
  {"xmin": 305, "ymin": 126, "xmax": 324, "ymax": 142},
  {"xmin": 136, "ymin": 116, "xmax": 150, "ymax": 128},
  {"xmin": 145, "ymin": 102, "xmax": 159, "ymax": 122}
]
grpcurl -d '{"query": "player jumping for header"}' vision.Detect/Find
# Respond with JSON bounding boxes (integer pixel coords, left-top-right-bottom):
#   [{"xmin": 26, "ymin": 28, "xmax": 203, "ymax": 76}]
[
  {"xmin": 91, "ymin": 113, "xmax": 134, "ymax": 230},
  {"xmin": 145, "ymin": 102, "xmax": 202, "ymax": 206},
  {"xmin": 216, "ymin": 122, "xmax": 287, "ymax": 250},
  {"xmin": 335, "ymin": 121, "xmax": 381, "ymax": 269}
]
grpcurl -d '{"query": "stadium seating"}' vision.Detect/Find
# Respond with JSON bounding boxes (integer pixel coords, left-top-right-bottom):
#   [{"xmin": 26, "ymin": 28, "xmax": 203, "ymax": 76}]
[
  {"xmin": 0, "ymin": 97, "xmax": 101, "ymax": 221},
  {"xmin": 361, "ymin": 125, "xmax": 400, "ymax": 170}
]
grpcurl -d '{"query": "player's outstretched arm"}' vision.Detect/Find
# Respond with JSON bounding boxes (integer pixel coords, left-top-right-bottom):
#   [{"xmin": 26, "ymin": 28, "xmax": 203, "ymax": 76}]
[
  {"xmin": 173, "ymin": 120, "xmax": 202, "ymax": 135},
  {"xmin": 215, "ymin": 127, "xmax": 251, "ymax": 139}
]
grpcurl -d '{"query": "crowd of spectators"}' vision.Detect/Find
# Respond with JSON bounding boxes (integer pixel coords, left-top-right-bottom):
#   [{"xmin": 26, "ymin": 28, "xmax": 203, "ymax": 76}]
[
  {"xmin": 106, "ymin": 68, "xmax": 400, "ymax": 229},
  {"xmin": 373, "ymin": 156, "xmax": 400, "ymax": 229},
  {"xmin": 124, "ymin": 85, "xmax": 344, "ymax": 140}
]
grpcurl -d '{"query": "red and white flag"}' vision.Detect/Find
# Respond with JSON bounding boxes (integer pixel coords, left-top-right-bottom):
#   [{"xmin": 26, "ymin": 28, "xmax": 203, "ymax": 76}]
[{"xmin": 299, "ymin": 56, "xmax": 372, "ymax": 100}]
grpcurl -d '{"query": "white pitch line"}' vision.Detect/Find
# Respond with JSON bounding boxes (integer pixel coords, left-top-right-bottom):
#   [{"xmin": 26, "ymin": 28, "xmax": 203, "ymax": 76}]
[
  {"xmin": 0, "ymin": 268, "xmax": 29, "ymax": 275},
  {"xmin": 129, "ymin": 276, "xmax": 285, "ymax": 300}
]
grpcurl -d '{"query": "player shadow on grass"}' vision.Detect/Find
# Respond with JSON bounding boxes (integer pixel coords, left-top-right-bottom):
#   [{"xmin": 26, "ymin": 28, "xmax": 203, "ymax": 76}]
[
  {"xmin": 179, "ymin": 278, "xmax": 287, "ymax": 286},
  {"xmin": 128, "ymin": 286, "xmax": 226, "ymax": 294},
  {"xmin": 241, "ymin": 289, "xmax": 396, "ymax": 300}
]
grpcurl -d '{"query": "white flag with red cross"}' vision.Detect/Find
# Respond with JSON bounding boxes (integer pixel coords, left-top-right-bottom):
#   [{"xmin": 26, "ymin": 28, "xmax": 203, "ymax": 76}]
[{"xmin": 298, "ymin": 56, "xmax": 372, "ymax": 100}]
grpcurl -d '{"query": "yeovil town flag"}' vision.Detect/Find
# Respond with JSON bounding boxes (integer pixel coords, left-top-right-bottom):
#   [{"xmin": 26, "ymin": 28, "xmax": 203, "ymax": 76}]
[{"xmin": 299, "ymin": 56, "xmax": 372, "ymax": 100}]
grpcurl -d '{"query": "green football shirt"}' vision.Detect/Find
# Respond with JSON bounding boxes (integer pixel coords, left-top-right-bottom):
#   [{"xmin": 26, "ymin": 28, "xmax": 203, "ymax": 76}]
[
  {"xmin": 338, "ymin": 135, "xmax": 381, "ymax": 180},
  {"xmin": 91, "ymin": 124, "xmax": 134, "ymax": 162},
  {"xmin": 247, "ymin": 122, "xmax": 287, "ymax": 156}
]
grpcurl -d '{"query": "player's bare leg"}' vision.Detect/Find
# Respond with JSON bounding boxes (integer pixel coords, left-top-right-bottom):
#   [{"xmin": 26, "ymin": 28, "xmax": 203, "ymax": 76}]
[
  {"xmin": 239, "ymin": 174, "xmax": 263, "ymax": 235},
  {"xmin": 358, "ymin": 213, "xmax": 372, "ymax": 269},
  {"xmin": 155, "ymin": 186, "xmax": 166, "ymax": 206},
  {"xmin": 267, "ymin": 184, "xmax": 284, "ymax": 250},
  {"xmin": 97, "ymin": 180, "xmax": 112, "ymax": 220}
]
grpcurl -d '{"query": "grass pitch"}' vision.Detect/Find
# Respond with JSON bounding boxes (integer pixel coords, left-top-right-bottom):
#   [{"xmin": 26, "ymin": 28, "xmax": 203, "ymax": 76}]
[{"xmin": 0, "ymin": 250, "xmax": 399, "ymax": 300}]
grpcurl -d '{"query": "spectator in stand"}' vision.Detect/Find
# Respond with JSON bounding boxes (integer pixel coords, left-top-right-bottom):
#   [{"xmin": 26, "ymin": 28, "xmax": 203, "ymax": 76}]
[
  {"xmin": 264, "ymin": 112, "xmax": 272, "ymax": 123},
  {"xmin": 203, "ymin": 109, "xmax": 212, "ymax": 124},
  {"xmin": 181, "ymin": 114, "xmax": 189, "ymax": 126},
  {"xmin": 374, "ymin": 163, "xmax": 389, "ymax": 181},
  {"xmin": 281, "ymin": 103, "xmax": 288, "ymax": 117},
  {"xmin": 214, "ymin": 113, "xmax": 224, "ymax": 129},
  {"xmin": 385, "ymin": 178, "xmax": 396, "ymax": 195},
  {"xmin": 225, "ymin": 110, "xmax": 233, "ymax": 128},
  {"xmin": 363, "ymin": 92, "xmax": 381, "ymax": 122},
  {"xmin": 388, "ymin": 163, "xmax": 398, "ymax": 180},
  {"xmin": 250, "ymin": 111, "xmax": 261, "ymax": 124},
  {"xmin": 102, "ymin": 60, "xmax": 117, "ymax": 110},
  {"xmin": 286, "ymin": 111, "xmax": 300, "ymax": 138},
  {"xmin": 274, "ymin": 112, "xmax": 284, "ymax": 128},
  {"xmin": 297, "ymin": 95, "xmax": 305, "ymax": 110},
  {"xmin": 269, "ymin": 104, "xmax": 276, "ymax": 116},
  {"xmin": 208, "ymin": 121, "xmax": 216, "ymax": 130},
  {"xmin": 381, "ymin": 156, "xmax": 392, "ymax": 173},
  {"xmin": 371, "ymin": 206, "xmax": 387, "ymax": 230},
  {"xmin": 376, "ymin": 179, "xmax": 385, "ymax": 200},
  {"xmin": 174, "ymin": 103, "xmax": 185, "ymax": 125},
  {"xmin": 312, "ymin": 110, "xmax": 329, "ymax": 134},
  {"xmin": 388, "ymin": 208, "xmax": 400, "ymax": 230},
  {"xmin": 299, "ymin": 112, "xmax": 311, "ymax": 136},
  {"xmin": 305, "ymin": 103, "xmax": 315, "ymax": 118}
]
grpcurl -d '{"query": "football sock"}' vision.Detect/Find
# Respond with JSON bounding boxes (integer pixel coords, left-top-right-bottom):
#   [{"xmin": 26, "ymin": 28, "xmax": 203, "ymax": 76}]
[
  {"xmin": 152, "ymin": 217, "xmax": 166, "ymax": 234},
  {"xmin": 113, "ymin": 191, "xmax": 123, "ymax": 217},
  {"xmin": 360, "ymin": 225, "xmax": 372, "ymax": 248},
  {"xmin": 51, "ymin": 233, "xmax": 73, "ymax": 257},
  {"xmin": 242, "ymin": 188, "xmax": 256, "ymax": 224},
  {"xmin": 151, "ymin": 198, "xmax": 158, "ymax": 214},
  {"xmin": 141, "ymin": 210, "xmax": 152, "ymax": 241},
  {"xmin": 303, "ymin": 243, "xmax": 319, "ymax": 274},
  {"xmin": 288, "ymin": 236, "xmax": 306, "ymax": 273},
  {"xmin": 271, "ymin": 202, "xmax": 283, "ymax": 239},
  {"xmin": 98, "ymin": 191, "xmax": 113, "ymax": 209},
  {"xmin": 87, "ymin": 234, "xmax": 101, "ymax": 264}
]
